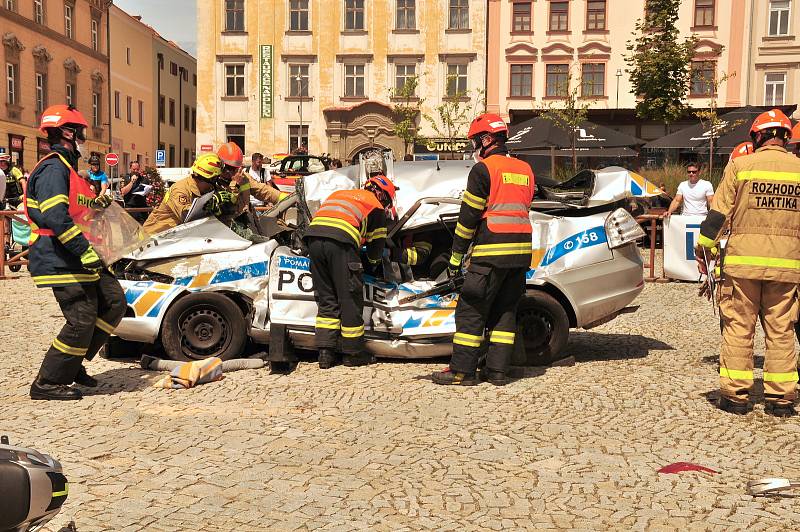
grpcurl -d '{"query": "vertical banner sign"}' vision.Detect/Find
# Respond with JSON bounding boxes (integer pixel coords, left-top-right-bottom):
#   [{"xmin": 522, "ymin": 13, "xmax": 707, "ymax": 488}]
[{"xmin": 260, "ymin": 45, "xmax": 273, "ymax": 119}]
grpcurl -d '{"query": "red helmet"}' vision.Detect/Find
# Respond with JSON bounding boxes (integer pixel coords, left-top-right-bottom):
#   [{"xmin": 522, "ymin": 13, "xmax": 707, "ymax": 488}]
[
  {"xmin": 750, "ymin": 109, "xmax": 792, "ymax": 135},
  {"xmin": 39, "ymin": 104, "xmax": 88, "ymax": 135},
  {"xmin": 730, "ymin": 141, "xmax": 754, "ymax": 161},
  {"xmin": 365, "ymin": 175, "xmax": 398, "ymax": 208},
  {"xmin": 467, "ymin": 113, "xmax": 508, "ymax": 140},
  {"xmin": 788, "ymin": 123, "xmax": 800, "ymax": 145},
  {"xmin": 217, "ymin": 141, "xmax": 244, "ymax": 167}
]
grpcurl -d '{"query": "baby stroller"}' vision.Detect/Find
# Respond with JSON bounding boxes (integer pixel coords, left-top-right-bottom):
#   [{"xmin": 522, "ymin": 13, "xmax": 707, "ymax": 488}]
[{"xmin": 4, "ymin": 205, "xmax": 30, "ymax": 272}]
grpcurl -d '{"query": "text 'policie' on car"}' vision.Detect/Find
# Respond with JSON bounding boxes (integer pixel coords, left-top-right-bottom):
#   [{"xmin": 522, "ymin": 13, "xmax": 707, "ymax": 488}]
[{"xmin": 106, "ymin": 155, "xmax": 651, "ymax": 369}]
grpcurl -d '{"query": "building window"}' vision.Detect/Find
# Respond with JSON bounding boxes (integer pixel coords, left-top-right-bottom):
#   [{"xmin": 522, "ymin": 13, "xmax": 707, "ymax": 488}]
[
  {"xmin": 91, "ymin": 19, "xmax": 99, "ymax": 51},
  {"xmin": 169, "ymin": 145, "xmax": 175, "ymax": 167},
  {"xmin": 694, "ymin": 0, "xmax": 714, "ymax": 27},
  {"xmin": 513, "ymin": 2, "xmax": 532, "ymax": 32},
  {"xmin": 225, "ymin": 64, "xmax": 245, "ymax": 96},
  {"xmin": 546, "ymin": 64, "xmax": 569, "ymax": 97},
  {"xmin": 446, "ymin": 63, "xmax": 467, "ymax": 97},
  {"xmin": 769, "ymin": 0, "xmax": 791, "ymax": 36},
  {"xmin": 126, "ymin": 48, "xmax": 131, "ymax": 65},
  {"xmin": 581, "ymin": 63, "xmax": 605, "ymax": 96},
  {"xmin": 5, "ymin": 0, "xmax": 16, "ymax": 12},
  {"xmin": 765, "ymin": 72, "xmax": 786, "ymax": 105},
  {"xmin": 126, "ymin": 96, "xmax": 132, "ymax": 123},
  {"xmin": 510, "ymin": 64, "xmax": 533, "ymax": 97},
  {"xmin": 184, "ymin": 148, "xmax": 191, "ymax": 167},
  {"xmin": 225, "ymin": 0, "xmax": 244, "ymax": 31},
  {"xmin": 169, "ymin": 98, "xmax": 175, "ymax": 126},
  {"xmin": 66, "ymin": 83, "xmax": 75, "ymax": 106},
  {"xmin": 34, "ymin": 0, "xmax": 44, "ymax": 24},
  {"xmin": 345, "ymin": 0, "xmax": 365, "ymax": 30},
  {"xmin": 138, "ymin": 100, "xmax": 144, "ymax": 127},
  {"xmin": 549, "ymin": 1, "xmax": 569, "ymax": 31},
  {"xmin": 289, "ymin": 64, "xmax": 309, "ymax": 97},
  {"xmin": 183, "ymin": 105, "xmax": 190, "ymax": 131},
  {"xmin": 92, "ymin": 92, "xmax": 100, "ymax": 128},
  {"xmin": 159, "ymin": 94, "xmax": 165, "ymax": 123},
  {"xmin": 114, "ymin": 90, "xmax": 120, "ymax": 119},
  {"xmin": 288, "ymin": 125, "xmax": 309, "ymax": 153},
  {"xmin": 396, "ymin": 0, "xmax": 416, "ymax": 30},
  {"xmin": 191, "ymin": 108, "xmax": 196, "ymax": 132},
  {"xmin": 35, "ymin": 72, "xmax": 47, "ymax": 114},
  {"xmin": 344, "ymin": 64, "xmax": 365, "ymax": 97},
  {"xmin": 690, "ymin": 61, "xmax": 715, "ymax": 96},
  {"xmin": 5, "ymin": 63, "xmax": 16, "ymax": 105},
  {"xmin": 193, "ymin": 73, "xmax": 197, "ymax": 86},
  {"xmin": 226, "ymin": 124, "xmax": 245, "ymax": 152},
  {"xmin": 449, "ymin": 0, "xmax": 469, "ymax": 30},
  {"xmin": 290, "ymin": 0, "xmax": 309, "ymax": 31},
  {"xmin": 64, "ymin": 3, "xmax": 73, "ymax": 38},
  {"xmin": 395, "ymin": 63, "xmax": 417, "ymax": 92},
  {"xmin": 587, "ymin": 1, "xmax": 606, "ymax": 30},
  {"xmin": 170, "ymin": 62, "xmax": 178, "ymax": 76}
]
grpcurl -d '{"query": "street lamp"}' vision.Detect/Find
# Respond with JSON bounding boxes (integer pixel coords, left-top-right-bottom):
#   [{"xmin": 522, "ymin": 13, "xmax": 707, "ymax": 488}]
[{"xmin": 615, "ymin": 69, "xmax": 623, "ymax": 109}]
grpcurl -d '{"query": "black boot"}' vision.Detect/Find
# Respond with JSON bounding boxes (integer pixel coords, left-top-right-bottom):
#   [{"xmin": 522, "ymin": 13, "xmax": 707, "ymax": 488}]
[
  {"xmin": 765, "ymin": 401, "xmax": 797, "ymax": 418},
  {"xmin": 74, "ymin": 366, "xmax": 98, "ymax": 387},
  {"xmin": 30, "ymin": 378, "xmax": 83, "ymax": 401},
  {"xmin": 342, "ymin": 353, "xmax": 375, "ymax": 367},
  {"xmin": 431, "ymin": 368, "xmax": 478, "ymax": 386},
  {"xmin": 718, "ymin": 395, "xmax": 749, "ymax": 415},
  {"xmin": 318, "ymin": 348, "xmax": 338, "ymax": 369},
  {"xmin": 480, "ymin": 368, "xmax": 508, "ymax": 386}
]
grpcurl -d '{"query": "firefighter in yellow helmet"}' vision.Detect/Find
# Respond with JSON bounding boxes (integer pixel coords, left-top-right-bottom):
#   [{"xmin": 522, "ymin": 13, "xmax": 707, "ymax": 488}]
[
  {"xmin": 143, "ymin": 153, "xmax": 231, "ymax": 234},
  {"xmin": 695, "ymin": 109, "xmax": 800, "ymax": 417}
]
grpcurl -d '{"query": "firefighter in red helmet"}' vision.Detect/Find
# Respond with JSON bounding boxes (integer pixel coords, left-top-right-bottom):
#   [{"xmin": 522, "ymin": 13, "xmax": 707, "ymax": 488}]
[
  {"xmin": 432, "ymin": 113, "xmax": 536, "ymax": 386},
  {"xmin": 26, "ymin": 104, "xmax": 124, "ymax": 400}
]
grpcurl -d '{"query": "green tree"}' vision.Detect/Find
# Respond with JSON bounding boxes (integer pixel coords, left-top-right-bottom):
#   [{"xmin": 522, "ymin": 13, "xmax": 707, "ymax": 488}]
[
  {"xmin": 389, "ymin": 76, "xmax": 426, "ymax": 157},
  {"xmin": 539, "ymin": 65, "xmax": 594, "ymax": 171},
  {"xmin": 694, "ymin": 70, "xmax": 738, "ymax": 176},
  {"xmin": 425, "ymin": 75, "xmax": 481, "ymax": 158},
  {"xmin": 625, "ymin": 0, "xmax": 697, "ymax": 123}
]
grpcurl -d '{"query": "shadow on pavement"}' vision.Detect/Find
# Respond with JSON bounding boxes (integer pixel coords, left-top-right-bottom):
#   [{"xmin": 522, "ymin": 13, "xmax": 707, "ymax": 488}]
[
  {"xmin": 561, "ymin": 332, "xmax": 673, "ymax": 362},
  {"xmin": 703, "ymin": 384, "xmax": 765, "ymax": 405},
  {"xmin": 79, "ymin": 366, "xmax": 156, "ymax": 396}
]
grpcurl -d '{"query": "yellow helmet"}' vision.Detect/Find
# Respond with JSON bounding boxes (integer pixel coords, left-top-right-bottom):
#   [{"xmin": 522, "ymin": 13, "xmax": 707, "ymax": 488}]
[{"xmin": 191, "ymin": 153, "xmax": 224, "ymax": 180}]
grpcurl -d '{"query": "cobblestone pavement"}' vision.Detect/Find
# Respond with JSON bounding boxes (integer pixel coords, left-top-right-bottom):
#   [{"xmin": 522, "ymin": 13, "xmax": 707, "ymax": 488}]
[{"xmin": 1, "ymin": 270, "xmax": 799, "ymax": 531}]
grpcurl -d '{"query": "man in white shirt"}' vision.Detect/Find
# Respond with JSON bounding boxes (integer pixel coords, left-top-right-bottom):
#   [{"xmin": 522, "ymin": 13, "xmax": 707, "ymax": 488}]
[
  {"xmin": 247, "ymin": 152, "xmax": 271, "ymax": 207},
  {"xmin": 664, "ymin": 163, "xmax": 714, "ymax": 218}
]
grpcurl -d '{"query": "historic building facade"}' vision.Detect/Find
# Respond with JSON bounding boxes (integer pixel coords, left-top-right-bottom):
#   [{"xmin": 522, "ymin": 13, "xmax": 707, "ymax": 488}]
[
  {"xmin": 197, "ymin": 0, "xmax": 487, "ymax": 161},
  {"xmin": 1, "ymin": 0, "xmax": 110, "ymax": 169}
]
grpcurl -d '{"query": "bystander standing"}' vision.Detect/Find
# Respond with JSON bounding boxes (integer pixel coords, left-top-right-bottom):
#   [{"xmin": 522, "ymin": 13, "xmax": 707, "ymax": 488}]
[
  {"xmin": 664, "ymin": 163, "xmax": 714, "ymax": 218},
  {"xmin": 120, "ymin": 161, "xmax": 149, "ymax": 223}
]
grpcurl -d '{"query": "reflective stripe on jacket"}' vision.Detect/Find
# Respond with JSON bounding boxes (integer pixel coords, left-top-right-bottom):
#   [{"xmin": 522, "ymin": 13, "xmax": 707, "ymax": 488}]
[{"xmin": 698, "ymin": 145, "xmax": 800, "ymax": 283}]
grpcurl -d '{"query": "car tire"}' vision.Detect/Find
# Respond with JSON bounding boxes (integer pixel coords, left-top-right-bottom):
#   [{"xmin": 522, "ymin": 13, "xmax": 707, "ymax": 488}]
[
  {"xmin": 162, "ymin": 292, "xmax": 248, "ymax": 361},
  {"xmin": 514, "ymin": 291, "xmax": 570, "ymax": 366}
]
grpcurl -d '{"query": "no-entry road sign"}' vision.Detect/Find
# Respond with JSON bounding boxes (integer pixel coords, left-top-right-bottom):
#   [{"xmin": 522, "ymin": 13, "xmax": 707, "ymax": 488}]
[{"xmin": 105, "ymin": 152, "xmax": 119, "ymax": 166}]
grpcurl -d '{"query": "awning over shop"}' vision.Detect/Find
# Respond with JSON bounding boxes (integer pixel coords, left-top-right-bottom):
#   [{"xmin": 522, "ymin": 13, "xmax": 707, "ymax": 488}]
[
  {"xmin": 642, "ymin": 105, "xmax": 798, "ymax": 150},
  {"xmin": 517, "ymin": 147, "xmax": 638, "ymax": 157},
  {"xmin": 507, "ymin": 117, "xmax": 645, "ymax": 151}
]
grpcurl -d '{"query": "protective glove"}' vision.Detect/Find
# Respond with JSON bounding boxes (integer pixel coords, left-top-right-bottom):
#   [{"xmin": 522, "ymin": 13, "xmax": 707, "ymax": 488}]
[
  {"xmin": 80, "ymin": 247, "xmax": 103, "ymax": 272},
  {"xmin": 88, "ymin": 194, "xmax": 113, "ymax": 210},
  {"xmin": 447, "ymin": 252, "xmax": 462, "ymax": 278},
  {"xmin": 694, "ymin": 244, "xmax": 718, "ymax": 276},
  {"xmin": 204, "ymin": 190, "xmax": 237, "ymax": 217}
]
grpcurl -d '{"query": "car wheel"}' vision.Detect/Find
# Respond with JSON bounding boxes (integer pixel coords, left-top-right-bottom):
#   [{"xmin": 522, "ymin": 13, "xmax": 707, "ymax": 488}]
[
  {"xmin": 515, "ymin": 291, "xmax": 570, "ymax": 366},
  {"xmin": 162, "ymin": 292, "xmax": 247, "ymax": 361}
]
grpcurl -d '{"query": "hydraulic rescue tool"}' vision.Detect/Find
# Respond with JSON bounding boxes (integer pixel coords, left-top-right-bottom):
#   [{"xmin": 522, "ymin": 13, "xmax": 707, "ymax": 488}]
[{"xmin": 399, "ymin": 274, "xmax": 465, "ymax": 305}]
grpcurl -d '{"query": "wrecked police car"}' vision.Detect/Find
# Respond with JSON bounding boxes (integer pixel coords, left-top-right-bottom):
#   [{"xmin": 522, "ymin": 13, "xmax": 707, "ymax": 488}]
[{"xmin": 109, "ymin": 160, "xmax": 648, "ymax": 366}]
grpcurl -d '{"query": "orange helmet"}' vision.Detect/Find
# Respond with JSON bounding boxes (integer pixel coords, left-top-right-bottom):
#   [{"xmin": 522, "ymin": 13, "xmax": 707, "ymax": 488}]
[
  {"xmin": 365, "ymin": 175, "xmax": 398, "ymax": 208},
  {"xmin": 39, "ymin": 104, "xmax": 88, "ymax": 136},
  {"xmin": 730, "ymin": 141, "xmax": 754, "ymax": 161},
  {"xmin": 217, "ymin": 141, "xmax": 244, "ymax": 167},
  {"xmin": 467, "ymin": 113, "xmax": 508, "ymax": 140},
  {"xmin": 788, "ymin": 122, "xmax": 800, "ymax": 145},
  {"xmin": 750, "ymin": 109, "xmax": 792, "ymax": 135}
]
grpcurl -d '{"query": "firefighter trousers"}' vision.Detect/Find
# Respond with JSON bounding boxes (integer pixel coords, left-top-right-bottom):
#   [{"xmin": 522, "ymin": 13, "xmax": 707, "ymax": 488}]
[
  {"xmin": 719, "ymin": 276, "xmax": 798, "ymax": 404},
  {"xmin": 38, "ymin": 271, "xmax": 126, "ymax": 384},
  {"xmin": 307, "ymin": 237, "xmax": 365, "ymax": 355},
  {"xmin": 450, "ymin": 265, "xmax": 526, "ymax": 375}
]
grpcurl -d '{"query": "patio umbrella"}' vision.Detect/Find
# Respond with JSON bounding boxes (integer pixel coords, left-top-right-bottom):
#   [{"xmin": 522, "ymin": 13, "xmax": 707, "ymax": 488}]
[
  {"xmin": 642, "ymin": 105, "xmax": 796, "ymax": 150},
  {"xmin": 507, "ymin": 117, "xmax": 646, "ymax": 151}
]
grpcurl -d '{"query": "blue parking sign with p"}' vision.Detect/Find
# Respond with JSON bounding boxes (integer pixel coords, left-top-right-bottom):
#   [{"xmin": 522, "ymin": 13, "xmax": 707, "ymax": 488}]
[{"xmin": 156, "ymin": 149, "xmax": 166, "ymax": 167}]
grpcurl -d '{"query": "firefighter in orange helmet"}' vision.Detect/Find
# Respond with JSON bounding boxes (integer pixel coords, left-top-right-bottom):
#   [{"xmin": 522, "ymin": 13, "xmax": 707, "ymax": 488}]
[
  {"xmin": 303, "ymin": 176, "xmax": 397, "ymax": 369},
  {"xmin": 432, "ymin": 113, "xmax": 536, "ymax": 386},
  {"xmin": 216, "ymin": 141, "xmax": 289, "ymax": 218},
  {"xmin": 729, "ymin": 141, "xmax": 754, "ymax": 161},
  {"xmin": 696, "ymin": 109, "xmax": 800, "ymax": 417},
  {"xmin": 26, "ymin": 105, "xmax": 124, "ymax": 400}
]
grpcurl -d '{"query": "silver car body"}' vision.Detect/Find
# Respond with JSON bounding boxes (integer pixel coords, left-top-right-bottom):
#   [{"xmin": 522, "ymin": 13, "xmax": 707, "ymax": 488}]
[{"xmin": 114, "ymin": 161, "xmax": 648, "ymax": 358}]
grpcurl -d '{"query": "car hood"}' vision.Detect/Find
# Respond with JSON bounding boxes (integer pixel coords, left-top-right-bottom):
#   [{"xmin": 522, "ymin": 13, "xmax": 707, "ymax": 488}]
[{"xmin": 125, "ymin": 217, "xmax": 253, "ymax": 261}]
